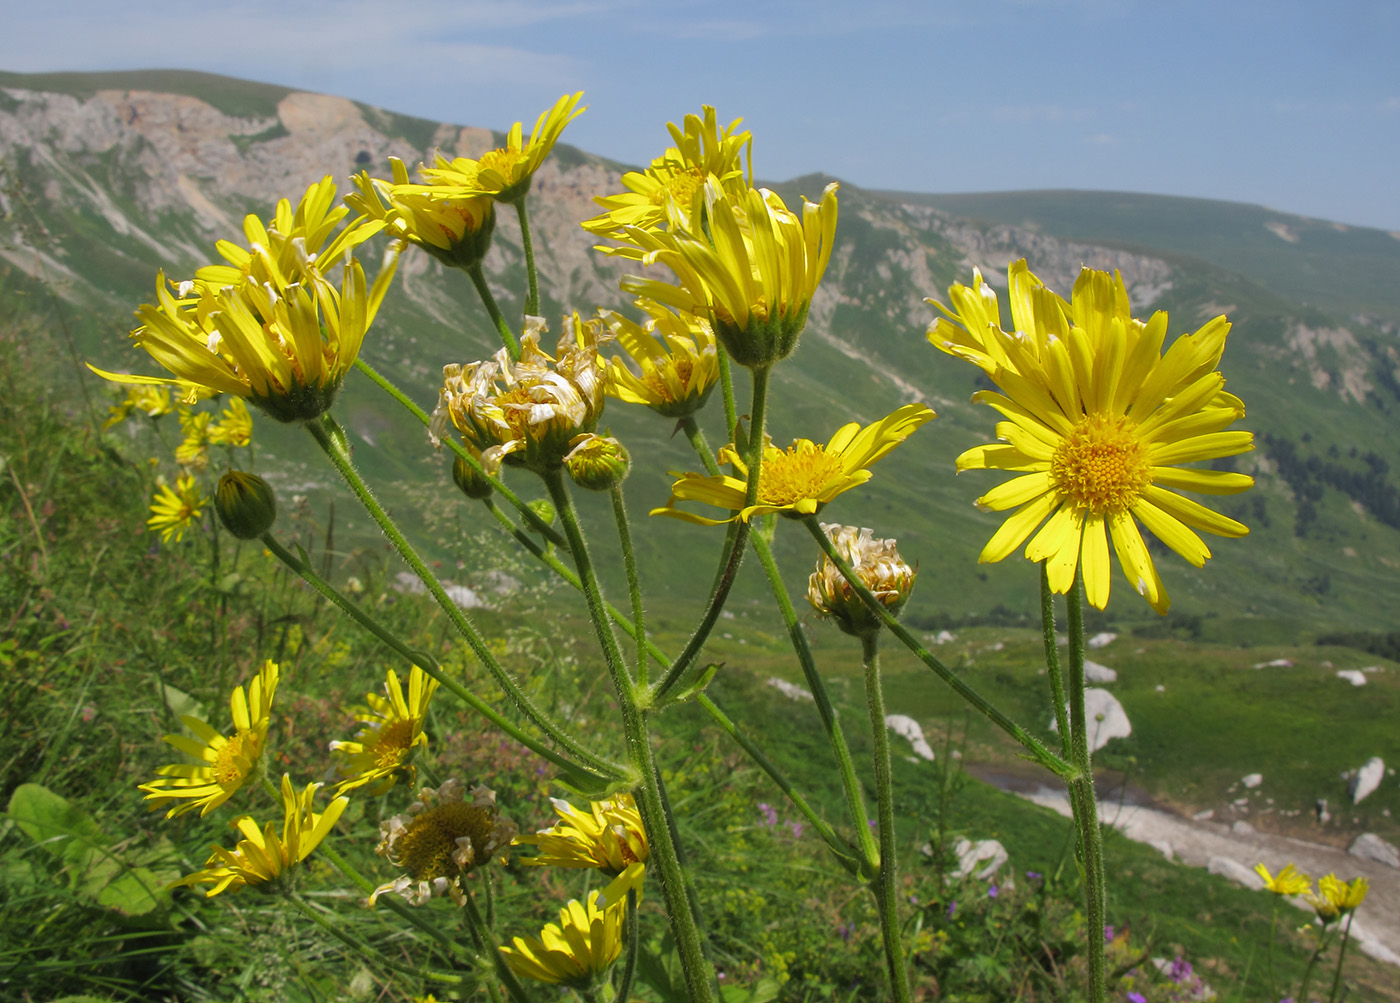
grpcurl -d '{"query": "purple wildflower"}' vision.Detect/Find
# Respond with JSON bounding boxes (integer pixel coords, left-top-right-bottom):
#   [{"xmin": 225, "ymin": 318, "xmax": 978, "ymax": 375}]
[
  {"xmin": 946, "ymin": 901, "xmax": 957, "ymax": 918},
  {"xmin": 1127, "ymin": 994, "xmax": 1147, "ymax": 1003},
  {"xmin": 1104, "ymin": 925, "xmax": 1115, "ymax": 943},
  {"xmin": 757, "ymin": 802, "xmax": 778, "ymax": 827},
  {"xmin": 988, "ymin": 885, "xmax": 999, "ymax": 899}
]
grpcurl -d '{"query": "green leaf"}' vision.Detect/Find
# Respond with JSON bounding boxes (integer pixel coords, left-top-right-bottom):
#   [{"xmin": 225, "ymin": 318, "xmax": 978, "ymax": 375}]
[{"xmin": 155, "ymin": 679, "xmax": 205, "ymax": 726}]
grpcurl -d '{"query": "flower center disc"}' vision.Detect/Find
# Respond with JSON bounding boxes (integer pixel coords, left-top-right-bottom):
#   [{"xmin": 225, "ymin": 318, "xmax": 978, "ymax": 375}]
[
  {"xmin": 397, "ymin": 802, "xmax": 497, "ymax": 881},
  {"xmin": 213, "ymin": 733, "xmax": 249, "ymax": 785},
  {"xmin": 1050, "ymin": 413, "xmax": 1150, "ymax": 515},
  {"xmin": 653, "ymin": 168, "xmax": 704, "ymax": 209},
  {"xmin": 369, "ymin": 719, "xmax": 417, "ymax": 770},
  {"xmin": 757, "ymin": 446, "xmax": 846, "ymax": 507}
]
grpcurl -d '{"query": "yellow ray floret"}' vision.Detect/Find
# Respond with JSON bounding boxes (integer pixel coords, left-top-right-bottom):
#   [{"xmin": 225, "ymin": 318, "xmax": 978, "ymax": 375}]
[
  {"xmin": 172, "ymin": 774, "xmax": 347, "ymax": 897},
  {"xmin": 139, "ymin": 660, "xmax": 279, "ymax": 817},
  {"xmin": 928, "ymin": 260, "xmax": 1253, "ymax": 614},
  {"xmin": 653, "ymin": 403, "xmax": 934, "ymax": 524},
  {"xmin": 328, "ymin": 665, "xmax": 439, "ymax": 796},
  {"xmin": 601, "ymin": 298, "xmax": 719, "ymax": 418},
  {"xmin": 1254, "ymin": 862, "xmax": 1311, "ymax": 897},
  {"xmin": 499, "ymin": 863, "xmax": 643, "ymax": 986},
  {"xmin": 514, "ymin": 793, "xmax": 649, "ymax": 876},
  {"xmin": 147, "ymin": 473, "xmax": 207, "ymax": 543}
]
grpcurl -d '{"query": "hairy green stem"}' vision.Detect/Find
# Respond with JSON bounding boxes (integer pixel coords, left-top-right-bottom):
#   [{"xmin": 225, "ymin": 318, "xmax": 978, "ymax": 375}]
[
  {"xmin": 802, "ymin": 518, "xmax": 1073, "ymax": 781},
  {"xmin": 861, "ymin": 632, "xmax": 912, "ymax": 1003},
  {"xmin": 284, "ymin": 891, "xmax": 465, "ymax": 985},
  {"xmin": 717, "ymin": 345, "xmax": 738, "ymax": 436},
  {"xmin": 615, "ymin": 887, "xmax": 640, "ymax": 1003},
  {"xmin": 317, "ymin": 842, "xmax": 468, "ymax": 957},
  {"xmin": 305, "ymin": 414, "xmax": 620, "ymax": 778},
  {"xmin": 1066, "ymin": 575, "xmax": 1106, "ymax": 1003},
  {"xmin": 1040, "ymin": 566, "xmax": 1088, "ymax": 854},
  {"xmin": 468, "ymin": 262, "xmax": 520, "ymax": 360},
  {"xmin": 513, "ymin": 199, "xmax": 540, "ymax": 318},
  {"xmin": 351, "ymin": 357, "xmax": 567, "ymax": 550},
  {"xmin": 751, "ymin": 530, "xmax": 878, "ymax": 872},
  {"xmin": 544, "ymin": 468, "xmax": 716, "ymax": 1003},
  {"xmin": 610, "ymin": 484, "xmax": 647, "ymax": 687},
  {"xmin": 464, "ymin": 888, "xmax": 534, "ymax": 1003}
]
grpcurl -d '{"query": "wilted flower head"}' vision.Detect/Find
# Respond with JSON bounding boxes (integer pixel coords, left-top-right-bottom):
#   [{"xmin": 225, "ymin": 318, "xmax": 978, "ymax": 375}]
[
  {"xmin": 601, "ymin": 298, "xmax": 719, "ymax": 418},
  {"xmin": 808, "ymin": 524, "xmax": 916, "ymax": 637},
  {"xmin": 371, "ymin": 779, "xmax": 516, "ymax": 907},
  {"xmin": 91, "ymin": 177, "xmax": 401, "ymax": 423},
  {"xmin": 514, "ymin": 793, "xmax": 649, "ymax": 877},
  {"xmin": 434, "ymin": 314, "xmax": 609, "ymax": 474},
  {"xmin": 172, "ymin": 774, "xmax": 347, "ymax": 897}
]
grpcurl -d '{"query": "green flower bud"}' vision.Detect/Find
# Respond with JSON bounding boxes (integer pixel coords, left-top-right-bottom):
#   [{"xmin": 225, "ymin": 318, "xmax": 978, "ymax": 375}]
[
  {"xmin": 564, "ymin": 434, "xmax": 630, "ymax": 492},
  {"xmin": 452, "ymin": 451, "xmax": 493, "ymax": 500},
  {"xmin": 215, "ymin": 470, "xmax": 277, "ymax": 540}
]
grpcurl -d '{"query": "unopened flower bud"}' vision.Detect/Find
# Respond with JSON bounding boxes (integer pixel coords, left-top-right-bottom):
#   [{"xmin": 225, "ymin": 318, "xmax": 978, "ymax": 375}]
[
  {"xmin": 564, "ymin": 434, "xmax": 630, "ymax": 491},
  {"xmin": 215, "ymin": 470, "xmax": 277, "ymax": 540},
  {"xmin": 452, "ymin": 450, "xmax": 493, "ymax": 500},
  {"xmin": 808, "ymin": 524, "xmax": 915, "ymax": 638}
]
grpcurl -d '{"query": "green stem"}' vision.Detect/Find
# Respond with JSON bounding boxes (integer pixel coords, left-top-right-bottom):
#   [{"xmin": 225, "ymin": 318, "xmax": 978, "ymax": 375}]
[
  {"xmin": 259, "ymin": 532, "xmax": 613, "ymax": 784},
  {"xmin": 513, "ymin": 199, "xmax": 540, "ymax": 319},
  {"xmin": 464, "ymin": 887, "xmax": 534, "ymax": 1003},
  {"xmin": 651, "ymin": 372, "xmax": 769, "ymax": 701},
  {"xmin": 1040, "ymin": 565, "xmax": 1088, "ymax": 848},
  {"xmin": 1266, "ymin": 897, "xmax": 1280, "ymax": 1003},
  {"xmin": 1299, "ymin": 926, "xmax": 1334, "ymax": 1003},
  {"xmin": 284, "ymin": 891, "xmax": 466, "ymax": 985},
  {"xmin": 1328, "ymin": 912, "xmax": 1355, "ymax": 1003},
  {"xmin": 351, "ymin": 357, "xmax": 568, "ymax": 550},
  {"xmin": 717, "ymin": 346, "xmax": 738, "ymax": 437},
  {"xmin": 1065, "ymin": 573, "xmax": 1106, "ymax": 1003},
  {"xmin": 468, "ymin": 262, "xmax": 520, "ymax": 360},
  {"xmin": 544, "ymin": 468, "xmax": 716, "ymax": 1003},
  {"xmin": 696, "ymin": 693, "xmax": 860, "ymax": 875},
  {"xmin": 802, "ymin": 517, "xmax": 1073, "ymax": 781},
  {"xmin": 615, "ymin": 887, "xmax": 640, "ymax": 1003},
  {"xmin": 751, "ymin": 530, "xmax": 878, "ymax": 872},
  {"xmin": 861, "ymin": 632, "xmax": 912, "ymax": 1003},
  {"xmin": 610, "ymin": 484, "xmax": 647, "ymax": 687},
  {"xmin": 317, "ymin": 841, "xmax": 468, "ymax": 957},
  {"xmin": 305, "ymin": 414, "xmax": 621, "ymax": 779}
]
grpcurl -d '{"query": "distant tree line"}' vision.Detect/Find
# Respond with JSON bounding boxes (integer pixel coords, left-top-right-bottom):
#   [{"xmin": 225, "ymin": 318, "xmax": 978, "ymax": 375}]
[
  {"xmin": 1314, "ymin": 630, "xmax": 1400, "ymax": 661},
  {"xmin": 1259, "ymin": 433, "xmax": 1400, "ymax": 537}
]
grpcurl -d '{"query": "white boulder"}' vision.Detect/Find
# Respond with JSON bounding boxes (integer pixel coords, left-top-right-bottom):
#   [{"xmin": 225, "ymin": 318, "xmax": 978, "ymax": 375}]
[
  {"xmin": 1050, "ymin": 688, "xmax": 1131, "ymax": 751},
  {"xmin": 1348, "ymin": 832, "xmax": 1400, "ymax": 868},
  {"xmin": 1241, "ymin": 773, "xmax": 1263, "ymax": 789},
  {"xmin": 767, "ymin": 677, "xmax": 814, "ymax": 702},
  {"xmin": 1083, "ymin": 660, "xmax": 1118, "ymax": 683},
  {"xmin": 885, "ymin": 714, "xmax": 935, "ymax": 762},
  {"xmin": 1349, "ymin": 757, "xmax": 1385, "ymax": 803},
  {"xmin": 1087, "ymin": 632, "xmax": 1118, "ymax": 649},
  {"xmin": 953, "ymin": 838, "xmax": 1008, "ymax": 880},
  {"xmin": 1335, "ymin": 669, "xmax": 1367, "ymax": 686},
  {"xmin": 1252, "ymin": 658, "xmax": 1293, "ymax": 669},
  {"xmin": 1207, "ymin": 856, "xmax": 1265, "ymax": 890}
]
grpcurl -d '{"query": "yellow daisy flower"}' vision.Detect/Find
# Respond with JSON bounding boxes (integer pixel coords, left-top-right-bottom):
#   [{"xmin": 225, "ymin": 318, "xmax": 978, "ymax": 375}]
[
  {"xmin": 581, "ymin": 105, "xmax": 751, "ymax": 237},
  {"xmin": 418, "ymin": 92, "xmax": 585, "ymax": 205},
  {"xmin": 371, "ymin": 779, "xmax": 517, "ymax": 907},
  {"xmin": 601, "ymin": 298, "xmax": 719, "ymax": 418},
  {"xmin": 808, "ymin": 524, "xmax": 916, "ymax": 637},
  {"xmin": 1254, "ymin": 862, "xmax": 1311, "ymax": 897},
  {"xmin": 607, "ymin": 180, "xmax": 839, "ymax": 369},
  {"xmin": 652, "ymin": 403, "xmax": 934, "ymax": 525},
  {"xmin": 434, "ymin": 313, "xmax": 609, "ymax": 474},
  {"xmin": 499, "ymin": 864, "xmax": 643, "ymax": 987},
  {"xmin": 928, "ymin": 260, "xmax": 1254, "ymax": 614},
  {"xmin": 175, "ymin": 407, "xmax": 211, "ymax": 470},
  {"xmin": 147, "ymin": 473, "xmax": 207, "ymax": 543},
  {"xmin": 208, "ymin": 398, "xmax": 253, "ymax": 448},
  {"xmin": 89, "ymin": 178, "xmax": 401, "ymax": 423},
  {"xmin": 346, "ymin": 157, "xmax": 496, "ymax": 271},
  {"xmin": 1318, "ymin": 873, "xmax": 1369, "ymax": 914},
  {"xmin": 172, "ymin": 774, "xmax": 347, "ymax": 897},
  {"xmin": 514, "ymin": 793, "xmax": 649, "ymax": 876},
  {"xmin": 139, "ymin": 660, "xmax": 279, "ymax": 818},
  {"xmin": 328, "ymin": 665, "xmax": 440, "ymax": 796},
  {"xmin": 103, "ymin": 385, "xmax": 175, "ymax": 429}
]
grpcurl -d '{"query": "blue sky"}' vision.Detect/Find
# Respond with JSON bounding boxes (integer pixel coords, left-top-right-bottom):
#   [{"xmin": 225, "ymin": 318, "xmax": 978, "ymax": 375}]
[{"xmin": 5, "ymin": 0, "xmax": 1399, "ymax": 230}]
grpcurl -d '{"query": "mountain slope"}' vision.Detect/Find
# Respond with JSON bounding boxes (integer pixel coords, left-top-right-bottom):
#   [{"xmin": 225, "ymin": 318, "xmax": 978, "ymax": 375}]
[{"xmin": 2, "ymin": 68, "xmax": 1398, "ymax": 632}]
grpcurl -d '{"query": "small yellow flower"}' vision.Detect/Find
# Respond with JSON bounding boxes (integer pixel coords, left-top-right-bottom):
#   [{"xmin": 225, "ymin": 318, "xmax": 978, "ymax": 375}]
[
  {"xmin": 434, "ymin": 314, "xmax": 609, "ymax": 474},
  {"xmin": 514, "ymin": 793, "xmax": 649, "ymax": 876},
  {"xmin": 371, "ymin": 779, "xmax": 517, "ymax": 907},
  {"xmin": 607, "ymin": 181, "xmax": 839, "ymax": 369},
  {"xmin": 140, "ymin": 660, "xmax": 279, "ymax": 817},
  {"xmin": 175, "ymin": 407, "xmax": 211, "ymax": 470},
  {"xmin": 601, "ymin": 298, "xmax": 719, "ymax": 418},
  {"xmin": 808, "ymin": 524, "xmax": 916, "ymax": 637},
  {"xmin": 499, "ymin": 864, "xmax": 643, "ymax": 987},
  {"xmin": 653, "ymin": 403, "xmax": 934, "ymax": 525},
  {"xmin": 89, "ymin": 178, "xmax": 401, "ymax": 423},
  {"xmin": 346, "ymin": 157, "xmax": 496, "ymax": 271},
  {"xmin": 103, "ymin": 385, "xmax": 175, "ymax": 429},
  {"xmin": 419, "ymin": 92, "xmax": 585, "ymax": 205},
  {"xmin": 1254, "ymin": 862, "xmax": 1311, "ymax": 897},
  {"xmin": 582, "ymin": 105, "xmax": 751, "ymax": 237},
  {"xmin": 147, "ymin": 473, "xmax": 207, "ymax": 543},
  {"xmin": 328, "ymin": 665, "xmax": 440, "ymax": 796},
  {"xmin": 208, "ymin": 398, "xmax": 253, "ymax": 448},
  {"xmin": 1318, "ymin": 873, "xmax": 1369, "ymax": 914},
  {"xmin": 172, "ymin": 774, "xmax": 347, "ymax": 897},
  {"xmin": 928, "ymin": 260, "xmax": 1253, "ymax": 613}
]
